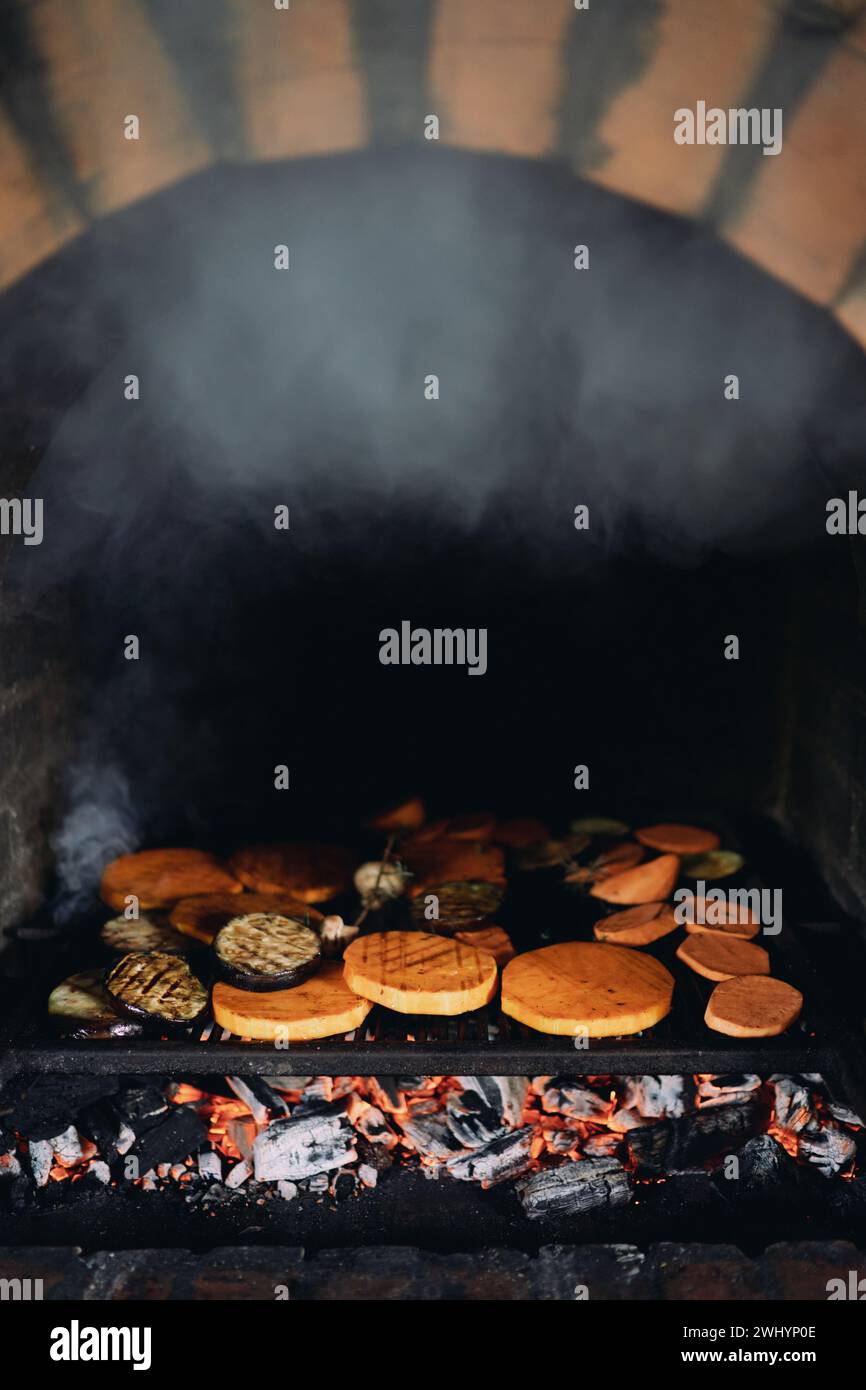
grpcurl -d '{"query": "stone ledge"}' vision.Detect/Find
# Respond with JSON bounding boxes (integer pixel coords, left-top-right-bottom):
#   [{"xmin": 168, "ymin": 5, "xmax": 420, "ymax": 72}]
[{"xmin": 0, "ymin": 1242, "xmax": 863, "ymax": 1301}]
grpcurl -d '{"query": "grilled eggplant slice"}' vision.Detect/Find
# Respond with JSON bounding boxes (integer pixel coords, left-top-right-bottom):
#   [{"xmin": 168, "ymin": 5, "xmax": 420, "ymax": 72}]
[
  {"xmin": 48, "ymin": 968, "xmax": 144, "ymax": 1039},
  {"xmin": 213, "ymin": 912, "xmax": 321, "ymax": 992},
  {"xmin": 409, "ymin": 879, "xmax": 505, "ymax": 931},
  {"xmin": 104, "ymin": 951, "xmax": 209, "ymax": 1031},
  {"xmin": 101, "ymin": 914, "xmax": 190, "ymax": 955}
]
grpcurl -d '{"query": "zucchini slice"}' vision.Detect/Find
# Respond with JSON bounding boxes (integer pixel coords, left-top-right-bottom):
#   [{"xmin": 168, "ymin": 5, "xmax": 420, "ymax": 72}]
[
  {"xmin": 213, "ymin": 912, "xmax": 321, "ymax": 992},
  {"xmin": 101, "ymin": 914, "xmax": 190, "ymax": 955},
  {"xmin": 104, "ymin": 951, "xmax": 209, "ymax": 1031},
  {"xmin": 48, "ymin": 968, "xmax": 144, "ymax": 1039}
]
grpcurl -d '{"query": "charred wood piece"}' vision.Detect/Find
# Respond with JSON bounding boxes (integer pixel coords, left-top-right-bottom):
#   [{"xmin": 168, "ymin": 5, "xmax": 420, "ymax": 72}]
[
  {"xmin": 446, "ymin": 1126, "xmax": 535, "ymax": 1185},
  {"xmin": 519, "ymin": 1157, "xmax": 632, "ymax": 1219},
  {"xmin": 625, "ymin": 1097, "xmax": 768, "ymax": 1175}
]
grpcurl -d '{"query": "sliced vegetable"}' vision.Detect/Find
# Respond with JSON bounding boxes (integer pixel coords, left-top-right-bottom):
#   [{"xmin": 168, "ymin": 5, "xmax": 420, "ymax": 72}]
[
  {"xmin": 101, "ymin": 914, "xmax": 190, "ymax": 955},
  {"xmin": 409, "ymin": 879, "xmax": 505, "ymax": 930},
  {"xmin": 104, "ymin": 951, "xmax": 209, "ymax": 1031},
  {"xmin": 681, "ymin": 849, "xmax": 744, "ymax": 880},
  {"xmin": 589, "ymin": 853, "xmax": 680, "ymax": 905},
  {"xmin": 635, "ymin": 824, "xmax": 720, "ymax": 855},
  {"xmin": 48, "ymin": 968, "xmax": 144, "ymax": 1039},
  {"xmin": 213, "ymin": 912, "xmax": 321, "ymax": 991},
  {"xmin": 569, "ymin": 817, "xmax": 630, "ymax": 837}
]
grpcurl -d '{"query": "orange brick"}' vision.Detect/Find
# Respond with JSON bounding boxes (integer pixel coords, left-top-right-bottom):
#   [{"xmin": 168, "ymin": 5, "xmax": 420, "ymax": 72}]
[
  {"xmin": 0, "ymin": 112, "xmax": 82, "ymax": 288},
  {"xmin": 589, "ymin": 0, "xmax": 777, "ymax": 216},
  {"xmin": 429, "ymin": 0, "xmax": 571, "ymax": 156},
  {"xmin": 31, "ymin": 0, "xmax": 211, "ymax": 216},
  {"xmin": 725, "ymin": 44, "xmax": 866, "ymax": 304},
  {"xmin": 234, "ymin": 0, "xmax": 366, "ymax": 159}
]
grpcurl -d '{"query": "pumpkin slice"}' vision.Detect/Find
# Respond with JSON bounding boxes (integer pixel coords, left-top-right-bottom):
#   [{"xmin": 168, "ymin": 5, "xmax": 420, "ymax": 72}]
[
  {"xmin": 676, "ymin": 933, "xmax": 769, "ymax": 982},
  {"xmin": 343, "ymin": 931, "xmax": 498, "ymax": 1015},
  {"xmin": 704, "ymin": 975, "xmax": 803, "ymax": 1038},
  {"xmin": 566, "ymin": 841, "xmax": 644, "ymax": 885},
  {"xmin": 212, "ymin": 962, "xmax": 372, "ymax": 1041},
  {"xmin": 589, "ymin": 853, "xmax": 680, "ymax": 905},
  {"xmin": 229, "ymin": 843, "xmax": 354, "ymax": 903},
  {"xmin": 366, "ymin": 797, "xmax": 426, "ymax": 832},
  {"xmin": 593, "ymin": 902, "xmax": 679, "ymax": 946},
  {"xmin": 501, "ymin": 941, "xmax": 673, "ymax": 1037},
  {"xmin": 170, "ymin": 891, "xmax": 323, "ymax": 944},
  {"xmin": 100, "ymin": 849, "xmax": 242, "ymax": 911},
  {"xmin": 635, "ymin": 824, "xmax": 720, "ymax": 855},
  {"xmin": 405, "ymin": 841, "xmax": 506, "ymax": 896},
  {"xmin": 494, "ymin": 818, "xmax": 549, "ymax": 849},
  {"xmin": 454, "ymin": 925, "xmax": 515, "ymax": 966},
  {"xmin": 683, "ymin": 897, "xmax": 760, "ymax": 939}
]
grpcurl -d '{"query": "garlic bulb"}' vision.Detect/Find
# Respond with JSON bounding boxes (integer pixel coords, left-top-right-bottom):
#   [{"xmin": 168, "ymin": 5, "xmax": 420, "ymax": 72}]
[{"xmin": 353, "ymin": 860, "xmax": 406, "ymax": 904}]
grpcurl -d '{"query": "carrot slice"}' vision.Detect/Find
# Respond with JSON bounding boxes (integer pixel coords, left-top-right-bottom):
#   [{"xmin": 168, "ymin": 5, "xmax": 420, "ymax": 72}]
[{"xmin": 589, "ymin": 853, "xmax": 679, "ymax": 905}]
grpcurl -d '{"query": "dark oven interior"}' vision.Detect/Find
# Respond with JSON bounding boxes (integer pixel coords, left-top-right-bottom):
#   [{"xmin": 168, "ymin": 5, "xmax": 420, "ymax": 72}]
[{"xmin": 2, "ymin": 149, "xmax": 866, "ymax": 1284}]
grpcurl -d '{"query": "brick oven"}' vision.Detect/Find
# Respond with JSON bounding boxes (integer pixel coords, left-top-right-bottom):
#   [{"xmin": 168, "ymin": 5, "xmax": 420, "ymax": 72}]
[{"xmin": 1, "ymin": 0, "xmax": 866, "ymax": 1336}]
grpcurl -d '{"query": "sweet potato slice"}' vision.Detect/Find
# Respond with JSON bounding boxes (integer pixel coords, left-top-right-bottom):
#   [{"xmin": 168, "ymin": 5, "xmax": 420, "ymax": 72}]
[
  {"xmin": 405, "ymin": 841, "xmax": 506, "ymax": 896},
  {"xmin": 212, "ymin": 962, "xmax": 372, "ymax": 1041},
  {"xmin": 635, "ymin": 823, "xmax": 720, "ymax": 855},
  {"xmin": 501, "ymin": 942, "xmax": 674, "ymax": 1037},
  {"xmin": 100, "ymin": 849, "xmax": 242, "ymax": 911},
  {"xmin": 566, "ymin": 841, "xmax": 644, "ymax": 885},
  {"xmin": 589, "ymin": 853, "xmax": 679, "ymax": 905},
  {"xmin": 170, "ymin": 892, "xmax": 323, "ymax": 944},
  {"xmin": 366, "ymin": 798, "xmax": 426, "ymax": 832},
  {"xmin": 593, "ymin": 902, "xmax": 679, "ymax": 946},
  {"xmin": 454, "ymin": 925, "xmax": 515, "ymax": 967},
  {"xmin": 229, "ymin": 843, "xmax": 354, "ymax": 903},
  {"xmin": 343, "ymin": 931, "xmax": 498, "ymax": 1015},
  {"xmin": 683, "ymin": 897, "xmax": 760, "ymax": 939},
  {"xmin": 676, "ymin": 933, "xmax": 769, "ymax": 982},
  {"xmin": 704, "ymin": 975, "xmax": 803, "ymax": 1038}
]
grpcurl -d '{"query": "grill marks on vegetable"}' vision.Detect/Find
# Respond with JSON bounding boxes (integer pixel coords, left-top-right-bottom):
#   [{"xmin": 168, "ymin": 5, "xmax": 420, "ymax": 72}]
[
  {"xmin": 104, "ymin": 952, "xmax": 209, "ymax": 1029},
  {"xmin": 213, "ymin": 913, "xmax": 321, "ymax": 991}
]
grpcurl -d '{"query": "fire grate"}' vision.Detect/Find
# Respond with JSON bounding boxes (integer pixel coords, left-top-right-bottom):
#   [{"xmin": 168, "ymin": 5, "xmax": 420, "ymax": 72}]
[{"xmin": 0, "ymin": 891, "xmax": 856, "ymax": 1103}]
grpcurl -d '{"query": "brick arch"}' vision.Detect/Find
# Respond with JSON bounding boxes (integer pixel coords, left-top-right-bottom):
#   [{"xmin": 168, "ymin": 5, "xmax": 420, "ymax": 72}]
[{"xmin": 1, "ymin": 0, "xmax": 865, "ymax": 347}]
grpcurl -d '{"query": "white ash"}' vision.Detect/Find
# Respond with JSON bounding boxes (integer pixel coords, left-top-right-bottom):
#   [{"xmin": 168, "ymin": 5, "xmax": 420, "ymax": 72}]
[
  {"xmin": 225, "ymin": 1158, "xmax": 252, "ymax": 1189},
  {"xmin": 227, "ymin": 1116, "xmax": 258, "ymax": 1161},
  {"xmin": 772, "ymin": 1077, "xmax": 814, "ymax": 1134},
  {"xmin": 798, "ymin": 1126, "xmax": 857, "ymax": 1177},
  {"xmin": 698, "ymin": 1075, "xmax": 762, "ymax": 1107},
  {"xmin": 358, "ymin": 1163, "xmax": 378, "ymax": 1188},
  {"xmin": 828, "ymin": 1101, "xmax": 864, "ymax": 1128},
  {"xmin": 87, "ymin": 1160, "xmax": 112, "ymax": 1184},
  {"xmin": 198, "ymin": 1150, "xmax": 223, "ymax": 1182},
  {"xmin": 542, "ymin": 1081, "xmax": 610, "ymax": 1121},
  {"xmin": 51, "ymin": 1126, "xmax": 83, "ymax": 1167},
  {"xmin": 277, "ymin": 1180, "xmax": 298, "ymax": 1201},
  {"xmin": 29, "ymin": 1138, "xmax": 54, "ymax": 1187}
]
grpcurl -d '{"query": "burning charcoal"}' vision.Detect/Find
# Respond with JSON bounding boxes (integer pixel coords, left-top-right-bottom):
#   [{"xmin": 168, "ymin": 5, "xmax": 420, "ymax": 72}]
[
  {"xmin": 86, "ymin": 1159, "xmax": 112, "ymax": 1185},
  {"xmin": 277, "ymin": 1180, "xmax": 298, "ymax": 1201},
  {"xmin": 225, "ymin": 1158, "xmax": 252, "ymax": 1189},
  {"xmin": 226, "ymin": 1076, "xmax": 289, "ymax": 1122},
  {"xmin": 355, "ymin": 1104, "xmax": 399, "ymax": 1147},
  {"xmin": 358, "ymin": 1163, "xmax": 378, "ymax": 1188},
  {"xmin": 735, "ymin": 1134, "xmax": 800, "ymax": 1193},
  {"xmin": 227, "ymin": 1116, "xmax": 258, "ymax": 1161},
  {"xmin": 519, "ymin": 1157, "xmax": 632, "ymax": 1219},
  {"xmin": 294, "ymin": 1078, "xmax": 334, "ymax": 1109},
  {"xmin": 827, "ymin": 1102, "xmax": 864, "ymax": 1128},
  {"xmin": 446, "ymin": 1127, "xmax": 535, "ymax": 1185},
  {"xmin": 198, "ymin": 1149, "xmax": 223, "ymax": 1183},
  {"xmin": 581, "ymin": 1132, "xmax": 624, "ymax": 1159},
  {"xmin": 7, "ymin": 1075, "xmax": 120, "ymax": 1140},
  {"xmin": 307, "ymin": 1174, "xmax": 329, "ymax": 1193},
  {"xmin": 399, "ymin": 1112, "xmax": 463, "ymax": 1159},
  {"xmin": 698, "ymin": 1075, "xmax": 762, "ymax": 1106},
  {"xmin": 253, "ymin": 1099, "xmax": 356, "ymax": 1181},
  {"xmin": 129, "ymin": 1103, "xmax": 207, "ymax": 1175},
  {"xmin": 78, "ymin": 1097, "xmax": 138, "ymax": 1164},
  {"xmin": 331, "ymin": 1170, "xmax": 356, "ymax": 1201},
  {"xmin": 772, "ymin": 1077, "xmax": 813, "ymax": 1134},
  {"xmin": 118, "ymin": 1084, "xmax": 169, "ymax": 1134},
  {"xmin": 545, "ymin": 1129, "xmax": 581, "ymax": 1155},
  {"xmin": 445, "ymin": 1091, "xmax": 506, "ymax": 1149},
  {"xmin": 371, "ymin": 1077, "xmax": 405, "ymax": 1112},
  {"xmin": 51, "ymin": 1126, "xmax": 83, "ymax": 1167},
  {"xmin": 495, "ymin": 1077, "xmax": 530, "ymax": 1127},
  {"xmin": 541, "ymin": 1079, "xmax": 610, "ymax": 1121},
  {"xmin": 0, "ymin": 1149, "xmax": 22, "ymax": 1180},
  {"xmin": 170, "ymin": 1163, "xmax": 187, "ymax": 1182},
  {"xmin": 615, "ymin": 1075, "xmax": 691, "ymax": 1120},
  {"xmin": 625, "ymin": 1096, "xmax": 768, "ymax": 1175},
  {"xmin": 798, "ymin": 1125, "xmax": 857, "ymax": 1177}
]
